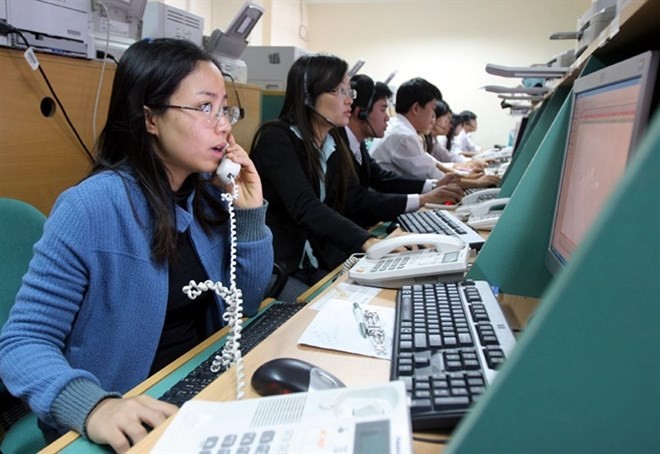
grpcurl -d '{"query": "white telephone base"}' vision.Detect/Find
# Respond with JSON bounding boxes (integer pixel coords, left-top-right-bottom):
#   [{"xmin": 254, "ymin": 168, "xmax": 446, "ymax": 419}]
[
  {"xmin": 348, "ymin": 233, "xmax": 469, "ymax": 289},
  {"xmin": 152, "ymin": 381, "xmax": 413, "ymax": 454},
  {"xmin": 467, "ymin": 211, "xmax": 503, "ymax": 230}
]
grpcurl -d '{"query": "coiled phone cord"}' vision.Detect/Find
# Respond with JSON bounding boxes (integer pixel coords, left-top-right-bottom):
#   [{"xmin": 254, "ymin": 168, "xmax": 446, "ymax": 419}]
[{"xmin": 182, "ymin": 182, "xmax": 246, "ymax": 399}]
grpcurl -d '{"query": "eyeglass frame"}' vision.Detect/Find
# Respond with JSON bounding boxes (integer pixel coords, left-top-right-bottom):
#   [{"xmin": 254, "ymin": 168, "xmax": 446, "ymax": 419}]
[
  {"xmin": 327, "ymin": 87, "xmax": 357, "ymax": 100},
  {"xmin": 151, "ymin": 103, "xmax": 241, "ymax": 126}
]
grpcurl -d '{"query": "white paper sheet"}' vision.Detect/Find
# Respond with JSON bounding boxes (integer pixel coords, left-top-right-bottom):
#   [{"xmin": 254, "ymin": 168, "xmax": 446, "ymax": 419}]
[{"xmin": 298, "ymin": 299, "xmax": 394, "ymax": 359}]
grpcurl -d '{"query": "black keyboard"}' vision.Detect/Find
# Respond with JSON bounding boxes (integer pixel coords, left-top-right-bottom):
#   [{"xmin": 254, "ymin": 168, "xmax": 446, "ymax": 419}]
[
  {"xmin": 397, "ymin": 209, "xmax": 485, "ymax": 250},
  {"xmin": 391, "ymin": 281, "xmax": 516, "ymax": 430},
  {"xmin": 160, "ymin": 301, "xmax": 306, "ymax": 406}
]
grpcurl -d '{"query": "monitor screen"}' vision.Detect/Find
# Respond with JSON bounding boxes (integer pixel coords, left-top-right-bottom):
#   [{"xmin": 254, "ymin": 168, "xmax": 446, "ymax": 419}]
[
  {"xmin": 512, "ymin": 115, "xmax": 529, "ymax": 153},
  {"xmin": 546, "ymin": 51, "xmax": 658, "ymax": 275}
]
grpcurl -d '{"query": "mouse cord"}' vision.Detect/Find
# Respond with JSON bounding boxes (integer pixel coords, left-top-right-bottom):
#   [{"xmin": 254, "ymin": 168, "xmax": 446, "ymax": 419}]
[{"xmin": 182, "ymin": 181, "xmax": 246, "ymax": 399}]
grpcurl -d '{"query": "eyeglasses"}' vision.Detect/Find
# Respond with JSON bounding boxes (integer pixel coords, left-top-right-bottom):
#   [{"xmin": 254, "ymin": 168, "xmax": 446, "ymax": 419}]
[
  {"xmin": 156, "ymin": 103, "xmax": 241, "ymax": 126},
  {"xmin": 328, "ymin": 87, "xmax": 357, "ymax": 100}
]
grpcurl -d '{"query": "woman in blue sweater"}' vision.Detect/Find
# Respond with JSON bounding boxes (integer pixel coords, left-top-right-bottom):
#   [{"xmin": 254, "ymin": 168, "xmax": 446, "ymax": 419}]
[{"xmin": 0, "ymin": 38, "xmax": 273, "ymax": 451}]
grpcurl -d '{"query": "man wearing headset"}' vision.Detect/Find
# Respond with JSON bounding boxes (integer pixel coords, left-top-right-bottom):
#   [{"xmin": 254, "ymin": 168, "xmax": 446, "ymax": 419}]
[{"xmin": 328, "ymin": 74, "xmax": 463, "ymax": 229}]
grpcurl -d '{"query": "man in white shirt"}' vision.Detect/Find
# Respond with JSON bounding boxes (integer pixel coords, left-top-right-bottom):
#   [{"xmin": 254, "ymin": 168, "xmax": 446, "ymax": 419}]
[
  {"xmin": 371, "ymin": 77, "xmax": 448, "ymax": 180},
  {"xmin": 332, "ymin": 75, "xmax": 462, "ymax": 228}
]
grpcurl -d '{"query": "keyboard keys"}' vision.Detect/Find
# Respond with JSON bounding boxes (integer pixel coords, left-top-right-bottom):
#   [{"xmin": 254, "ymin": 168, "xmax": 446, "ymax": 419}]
[
  {"xmin": 391, "ymin": 281, "xmax": 516, "ymax": 430},
  {"xmin": 160, "ymin": 302, "xmax": 306, "ymax": 406},
  {"xmin": 397, "ymin": 210, "xmax": 486, "ymax": 250}
]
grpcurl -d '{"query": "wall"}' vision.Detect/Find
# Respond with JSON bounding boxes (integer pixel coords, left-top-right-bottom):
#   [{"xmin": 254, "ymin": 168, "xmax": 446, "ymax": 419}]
[
  {"xmin": 167, "ymin": 0, "xmax": 589, "ymax": 148},
  {"xmin": 305, "ymin": 0, "xmax": 590, "ymax": 148}
]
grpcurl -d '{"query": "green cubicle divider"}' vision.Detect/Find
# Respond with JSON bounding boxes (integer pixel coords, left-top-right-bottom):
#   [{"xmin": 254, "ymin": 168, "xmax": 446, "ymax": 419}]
[
  {"xmin": 498, "ymin": 85, "xmax": 570, "ymax": 196},
  {"xmin": 261, "ymin": 91, "xmax": 285, "ymax": 124},
  {"xmin": 447, "ymin": 109, "xmax": 660, "ymax": 453},
  {"xmin": 466, "ymin": 92, "xmax": 572, "ymax": 298}
]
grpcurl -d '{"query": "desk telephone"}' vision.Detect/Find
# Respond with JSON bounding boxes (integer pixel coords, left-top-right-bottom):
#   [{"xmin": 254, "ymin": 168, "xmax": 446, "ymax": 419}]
[
  {"xmin": 152, "ymin": 381, "xmax": 412, "ymax": 454},
  {"xmin": 458, "ymin": 197, "xmax": 510, "ymax": 231},
  {"xmin": 348, "ymin": 233, "xmax": 469, "ymax": 288}
]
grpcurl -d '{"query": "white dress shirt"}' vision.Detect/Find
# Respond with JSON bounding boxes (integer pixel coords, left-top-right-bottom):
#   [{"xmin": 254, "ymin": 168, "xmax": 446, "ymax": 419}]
[
  {"xmin": 453, "ymin": 129, "xmax": 482, "ymax": 153},
  {"xmin": 370, "ymin": 114, "xmax": 446, "ymax": 180},
  {"xmin": 431, "ymin": 135, "xmax": 468, "ymax": 163}
]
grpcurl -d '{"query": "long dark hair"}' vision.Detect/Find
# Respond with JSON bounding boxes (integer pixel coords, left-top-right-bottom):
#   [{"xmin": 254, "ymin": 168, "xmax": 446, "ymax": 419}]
[
  {"xmin": 446, "ymin": 113, "xmax": 464, "ymax": 152},
  {"xmin": 92, "ymin": 38, "xmax": 227, "ymax": 262},
  {"xmin": 251, "ymin": 53, "xmax": 355, "ymax": 211},
  {"xmin": 424, "ymin": 99, "xmax": 452, "ymax": 153}
]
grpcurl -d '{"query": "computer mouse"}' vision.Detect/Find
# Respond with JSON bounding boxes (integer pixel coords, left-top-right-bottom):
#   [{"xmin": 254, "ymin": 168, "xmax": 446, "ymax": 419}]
[{"xmin": 251, "ymin": 357, "xmax": 345, "ymax": 396}]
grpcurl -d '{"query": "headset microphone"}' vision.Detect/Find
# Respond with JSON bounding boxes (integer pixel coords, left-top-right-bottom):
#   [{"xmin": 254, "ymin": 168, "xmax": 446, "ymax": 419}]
[
  {"xmin": 364, "ymin": 116, "xmax": 378, "ymax": 138},
  {"xmin": 308, "ymin": 105, "xmax": 337, "ymax": 128}
]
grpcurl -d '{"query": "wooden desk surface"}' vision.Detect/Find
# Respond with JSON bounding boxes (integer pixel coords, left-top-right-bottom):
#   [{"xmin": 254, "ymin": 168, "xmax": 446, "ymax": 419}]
[
  {"xmin": 42, "ymin": 225, "xmax": 539, "ymax": 453},
  {"xmin": 123, "ymin": 279, "xmax": 453, "ymax": 453}
]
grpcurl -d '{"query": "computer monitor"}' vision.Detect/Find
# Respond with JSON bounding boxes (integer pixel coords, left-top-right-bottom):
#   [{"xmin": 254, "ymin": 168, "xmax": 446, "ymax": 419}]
[
  {"xmin": 545, "ymin": 50, "xmax": 658, "ymax": 275},
  {"xmin": 511, "ymin": 115, "xmax": 529, "ymax": 154}
]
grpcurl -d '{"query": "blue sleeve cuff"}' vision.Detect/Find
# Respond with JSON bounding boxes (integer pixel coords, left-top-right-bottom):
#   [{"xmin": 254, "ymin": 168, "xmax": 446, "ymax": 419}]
[
  {"xmin": 235, "ymin": 200, "xmax": 270, "ymax": 242},
  {"xmin": 51, "ymin": 378, "xmax": 122, "ymax": 438}
]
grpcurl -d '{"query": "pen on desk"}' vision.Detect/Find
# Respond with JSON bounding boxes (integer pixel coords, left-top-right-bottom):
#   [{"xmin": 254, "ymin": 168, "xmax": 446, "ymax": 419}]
[{"xmin": 352, "ymin": 302, "xmax": 368, "ymax": 338}]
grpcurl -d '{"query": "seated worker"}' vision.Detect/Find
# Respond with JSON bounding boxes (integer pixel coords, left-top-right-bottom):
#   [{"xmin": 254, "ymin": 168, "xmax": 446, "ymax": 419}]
[
  {"xmin": 330, "ymin": 74, "xmax": 463, "ymax": 228},
  {"xmin": 424, "ymin": 101, "xmax": 499, "ymax": 188},
  {"xmin": 370, "ymin": 77, "xmax": 446, "ymax": 180},
  {"xmin": 370, "ymin": 78, "xmax": 497, "ymax": 189},
  {"xmin": 452, "ymin": 110, "xmax": 482, "ymax": 155},
  {"xmin": 426, "ymin": 100, "xmax": 477, "ymax": 166},
  {"xmin": 250, "ymin": 54, "xmax": 384, "ymax": 301},
  {"xmin": 0, "ymin": 38, "xmax": 273, "ymax": 452}
]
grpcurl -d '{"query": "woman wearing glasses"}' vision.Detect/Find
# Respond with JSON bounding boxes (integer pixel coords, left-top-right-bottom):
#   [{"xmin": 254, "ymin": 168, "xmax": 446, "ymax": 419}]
[
  {"xmin": 250, "ymin": 54, "xmax": 380, "ymax": 300},
  {"xmin": 0, "ymin": 38, "xmax": 273, "ymax": 451}
]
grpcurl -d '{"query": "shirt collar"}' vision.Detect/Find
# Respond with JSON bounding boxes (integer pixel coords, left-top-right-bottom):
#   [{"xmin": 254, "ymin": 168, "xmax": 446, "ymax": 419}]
[{"xmin": 344, "ymin": 126, "xmax": 362, "ymax": 157}]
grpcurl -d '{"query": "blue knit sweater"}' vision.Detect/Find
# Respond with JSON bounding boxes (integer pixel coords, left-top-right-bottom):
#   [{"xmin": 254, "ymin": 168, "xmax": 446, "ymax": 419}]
[{"xmin": 0, "ymin": 170, "xmax": 273, "ymax": 437}]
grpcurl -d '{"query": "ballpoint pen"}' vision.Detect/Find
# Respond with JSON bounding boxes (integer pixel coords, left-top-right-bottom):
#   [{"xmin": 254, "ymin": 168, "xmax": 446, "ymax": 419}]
[{"xmin": 352, "ymin": 302, "xmax": 368, "ymax": 338}]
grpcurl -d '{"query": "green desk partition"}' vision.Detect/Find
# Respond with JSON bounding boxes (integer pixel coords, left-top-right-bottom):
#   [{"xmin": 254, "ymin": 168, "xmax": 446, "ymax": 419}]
[
  {"xmin": 261, "ymin": 91, "xmax": 285, "ymax": 123},
  {"xmin": 467, "ymin": 93, "xmax": 572, "ymax": 298},
  {"xmin": 447, "ymin": 109, "xmax": 660, "ymax": 453}
]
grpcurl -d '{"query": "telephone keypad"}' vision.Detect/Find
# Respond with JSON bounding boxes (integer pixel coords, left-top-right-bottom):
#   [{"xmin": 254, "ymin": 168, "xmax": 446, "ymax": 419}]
[{"xmin": 201, "ymin": 429, "xmax": 282, "ymax": 454}]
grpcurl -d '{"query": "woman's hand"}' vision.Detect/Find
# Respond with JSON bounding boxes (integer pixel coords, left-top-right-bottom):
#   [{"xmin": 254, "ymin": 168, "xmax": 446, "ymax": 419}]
[
  {"xmin": 86, "ymin": 395, "xmax": 178, "ymax": 453},
  {"xmin": 213, "ymin": 133, "xmax": 263, "ymax": 209},
  {"xmin": 361, "ymin": 237, "xmax": 381, "ymax": 252}
]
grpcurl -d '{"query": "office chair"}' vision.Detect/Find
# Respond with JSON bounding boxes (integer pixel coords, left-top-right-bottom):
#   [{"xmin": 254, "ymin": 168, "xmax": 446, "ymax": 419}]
[
  {"xmin": 0, "ymin": 198, "xmax": 47, "ymax": 452},
  {"xmin": 265, "ymin": 262, "xmax": 288, "ymax": 299}
]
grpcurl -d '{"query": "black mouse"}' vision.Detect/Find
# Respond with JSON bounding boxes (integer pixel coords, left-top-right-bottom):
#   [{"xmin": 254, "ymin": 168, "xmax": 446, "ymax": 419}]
[{"xmin": 251, "ymin": 357, "xmax": 345, "ymax": 396}]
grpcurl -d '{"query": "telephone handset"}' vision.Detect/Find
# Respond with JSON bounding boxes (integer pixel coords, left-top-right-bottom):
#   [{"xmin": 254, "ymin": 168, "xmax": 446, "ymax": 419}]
[
  {"xmin": 216, "ymin": 157, "xmax": 241, "ymax": 184},
  {"xmin": 455, "ymin": 196, "xmax": 509, "ymax": 220},
  {"xmin": 348, "ymin": 233, "xmax": 470, "ymax": 289}
]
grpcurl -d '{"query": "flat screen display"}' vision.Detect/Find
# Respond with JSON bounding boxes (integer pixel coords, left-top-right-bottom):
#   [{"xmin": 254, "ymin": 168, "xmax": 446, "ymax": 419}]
[{"xmin": 546, "ymin": 51, "xmax": 658, "ymax": 274}]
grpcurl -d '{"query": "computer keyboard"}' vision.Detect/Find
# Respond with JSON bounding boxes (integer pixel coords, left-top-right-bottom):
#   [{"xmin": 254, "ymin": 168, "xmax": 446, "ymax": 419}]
[
  {"xmin": 397, "ymin": 209, "xmax": 485, "ymax": 250},
  {"xmin": 159, "ymin": 301, "xmax": 306, "ymax": 406},
  {"xmin": 390, "ymin": 281, "xmax": 516, "ymax": 430}
]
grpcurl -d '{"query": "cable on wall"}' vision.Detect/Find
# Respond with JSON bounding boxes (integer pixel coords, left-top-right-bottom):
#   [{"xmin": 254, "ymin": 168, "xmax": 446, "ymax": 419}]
[
  {"xmin": 0, "ymin": 22, "xmax": 95, "ymax": 163},
  {"xmin": 298, "ymin": 0, "xmax": 309, "ymax": 42}
]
